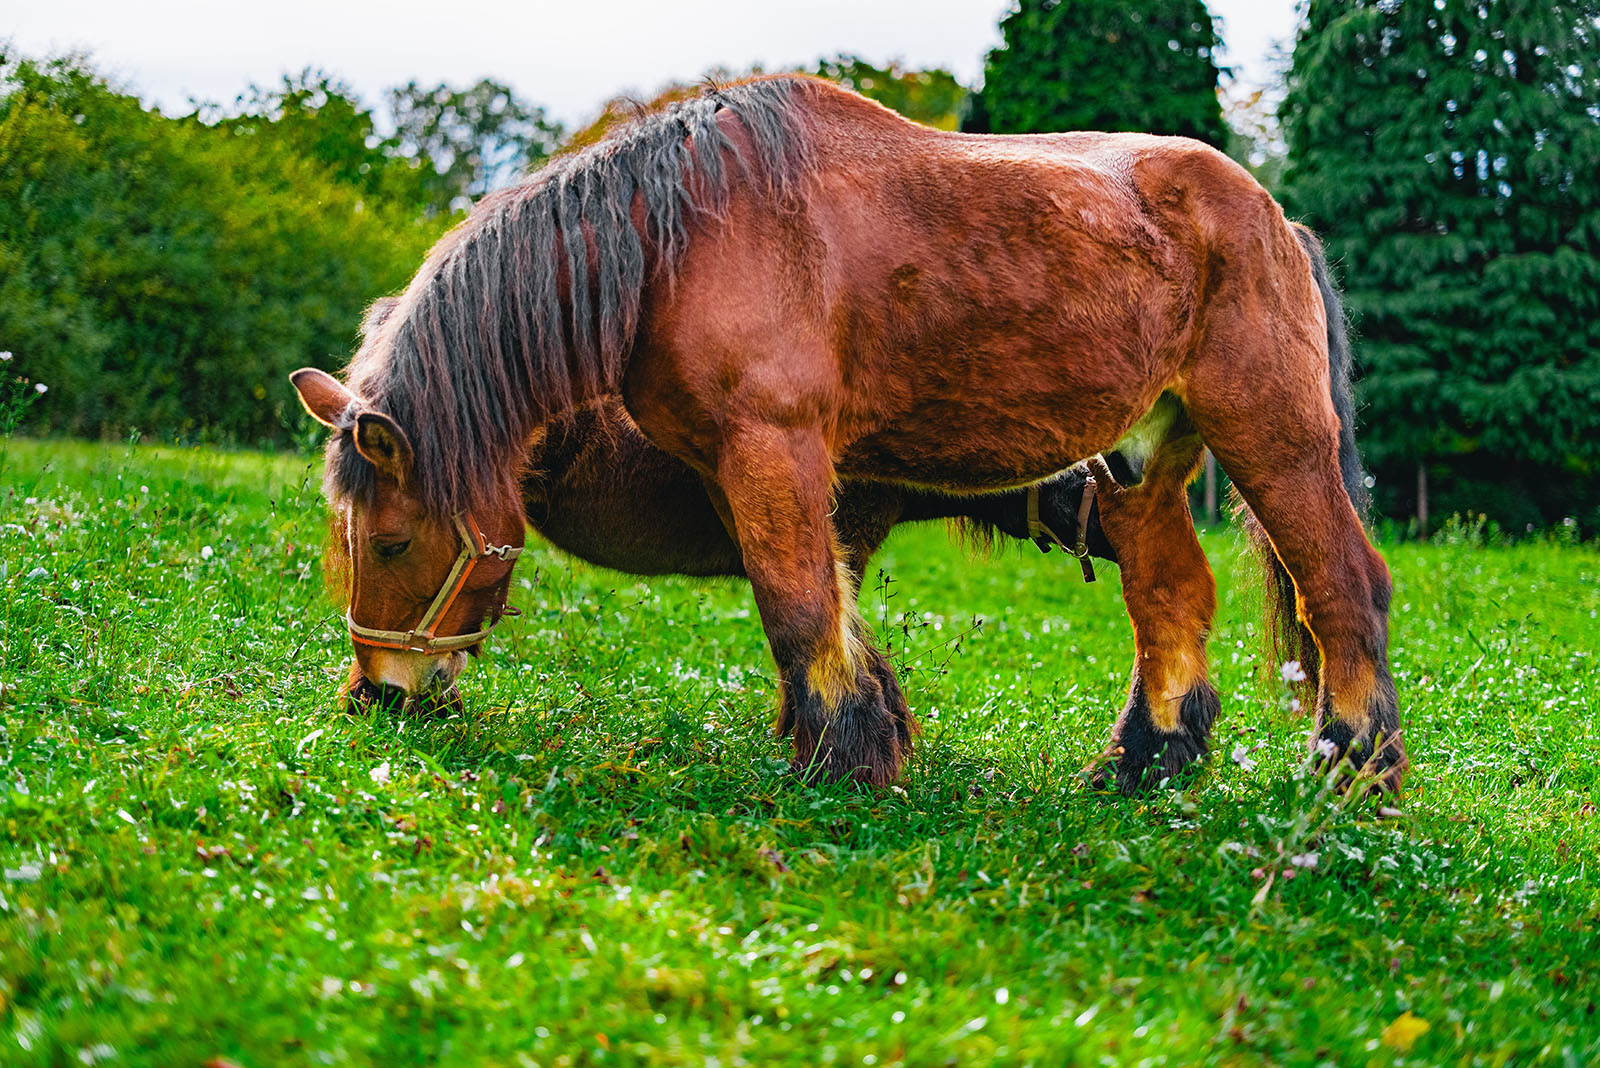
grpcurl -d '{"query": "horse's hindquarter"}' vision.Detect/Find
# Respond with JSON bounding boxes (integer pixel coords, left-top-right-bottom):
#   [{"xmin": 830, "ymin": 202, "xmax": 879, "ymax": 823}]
[{"xmin": 818, "ymin": 126, "xmax": 1212, "ymax": 489}]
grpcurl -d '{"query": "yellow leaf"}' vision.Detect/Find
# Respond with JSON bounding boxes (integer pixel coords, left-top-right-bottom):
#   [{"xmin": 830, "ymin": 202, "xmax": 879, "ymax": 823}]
[{"xmin": 1382, "ymin": 1011, "xmax": 1431, "ymax": 1052}]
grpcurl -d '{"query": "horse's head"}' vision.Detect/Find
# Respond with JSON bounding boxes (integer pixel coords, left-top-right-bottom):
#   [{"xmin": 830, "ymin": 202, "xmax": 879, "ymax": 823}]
[{"xmin": 290, "ymin": 366, "xmax": 525, "ymax": 711}]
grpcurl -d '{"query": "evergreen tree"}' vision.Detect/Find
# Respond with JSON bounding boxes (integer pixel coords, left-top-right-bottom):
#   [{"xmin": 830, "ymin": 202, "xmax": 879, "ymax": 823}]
[
  {"xmin": 1284, "ymin": 0, "xmax": 1600, "ymax": 530},
  {"xmin": 969, "ymin": 0, "xmax": 1227, "ymax": 146}
]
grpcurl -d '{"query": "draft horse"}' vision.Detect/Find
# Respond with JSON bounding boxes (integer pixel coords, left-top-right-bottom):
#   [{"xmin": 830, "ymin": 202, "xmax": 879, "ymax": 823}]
[
  {"xmin": 291, "ymin": 76, "xmax": 1403, "ymax": 794},
  {"xmin": 297, "ymin": 352, "xmax": 1115, "ymax": 707}
]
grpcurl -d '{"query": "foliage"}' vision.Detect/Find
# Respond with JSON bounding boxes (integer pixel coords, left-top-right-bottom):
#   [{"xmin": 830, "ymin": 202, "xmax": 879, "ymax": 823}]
[
  {"xmin": 208, "ymin": 69, "xmax": 429, "ymax": 207},
  {"xmin": 2, "ymin": 439, "xmax": 1597, "ymax": 1065},
  {"xmin": 553, "ymin": 81, "xmax": 708, "ymax": 158},
  {"xmin": 561, "ymin": 58, "xmax": 966, "ymax": 158},
  {"xmin": 968, "ymin": 0, "xmax": 1228, "ymax": 147},
  {"xmin": 814, "ymin": 55, "xmax": 969, "ymax": 130},
  {"xmin": 0, "ymin": 54, "xmax": 444, "ymax": 445},
  {"xmin": 386, "ymin": 78, "xmax": 564, "ymax": 214},
  {"xmin": 1283, "ymin": 0, "xmax": 1600, "ymax": 531}
]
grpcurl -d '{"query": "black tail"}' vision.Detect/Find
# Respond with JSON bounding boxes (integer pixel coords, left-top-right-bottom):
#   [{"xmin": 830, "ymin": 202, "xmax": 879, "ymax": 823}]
[{"xmin": 1237, "ymin": 223, "xmax": 1367, "ymax": 694}]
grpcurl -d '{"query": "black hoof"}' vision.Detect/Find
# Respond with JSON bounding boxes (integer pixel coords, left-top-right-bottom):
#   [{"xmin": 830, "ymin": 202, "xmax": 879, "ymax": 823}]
[
  {"xmin": 1308, "ymin": 669, "xmax": 1405, "ymax": 793},
  {"xmin": 1088, "ymin": 679, "xmax": 1218, "ymax": 795},
  {"xmin": 1310, "ymin": 718, "xmax": 1407, "ymax": 795},
  {"xmin": 782, "ymin": 646, "xmax": 916, "ymax": 786}
]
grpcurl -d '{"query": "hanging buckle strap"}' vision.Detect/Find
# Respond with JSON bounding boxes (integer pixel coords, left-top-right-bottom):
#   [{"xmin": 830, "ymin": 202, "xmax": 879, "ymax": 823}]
[
  {"xmin": 346, "ymin": 512, "xmax": 522, "ymax": 654},
  {"xmin": 1027, "ymin": 466, "xmax": 1099, "ymax": 584}
]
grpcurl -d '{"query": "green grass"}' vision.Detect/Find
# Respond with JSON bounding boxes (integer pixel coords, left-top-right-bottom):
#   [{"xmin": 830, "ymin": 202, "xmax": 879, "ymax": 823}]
[{"xmin": 2, "ymin": 437, "xmax": 1597, "ymax": 1067}]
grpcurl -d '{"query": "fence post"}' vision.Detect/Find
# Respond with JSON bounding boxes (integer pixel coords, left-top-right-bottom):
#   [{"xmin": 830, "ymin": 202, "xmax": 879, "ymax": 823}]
[
  {"xmin": 1203, "ymin": 449, "xmax": 1218, "ymax": 524},
  {"xmin": 1416, "ymin": 461, "xmax": 1429, "ymax": 538}
]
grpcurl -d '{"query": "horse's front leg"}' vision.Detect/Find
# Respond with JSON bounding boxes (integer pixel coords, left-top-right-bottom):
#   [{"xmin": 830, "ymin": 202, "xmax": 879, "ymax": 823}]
[{"xmin": 715, "ymin": 423, "xmax": 915, "ymax": 785}]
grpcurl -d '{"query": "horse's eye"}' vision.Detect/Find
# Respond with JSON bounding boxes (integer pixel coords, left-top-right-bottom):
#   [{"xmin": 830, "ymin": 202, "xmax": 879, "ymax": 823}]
[{"xmin": 373, "ymin": 539, "xmax": 410, "ymax": 561}]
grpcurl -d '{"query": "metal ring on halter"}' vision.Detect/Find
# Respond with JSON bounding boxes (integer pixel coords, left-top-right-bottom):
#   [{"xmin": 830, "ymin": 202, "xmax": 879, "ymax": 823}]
[
  {"xmin": 346, "ymin": 512, "xmax": 522, "ymax": 655},
  {"xmin": 1026, "ymin": 465, "xmax": 1099, "ymax": 584}
]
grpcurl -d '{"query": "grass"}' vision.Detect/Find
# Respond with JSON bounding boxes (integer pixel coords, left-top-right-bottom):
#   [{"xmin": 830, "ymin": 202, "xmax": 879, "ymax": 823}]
[{"xmin": 2, "ymin": 437, "xmax": 1597, "ymax": 1067}]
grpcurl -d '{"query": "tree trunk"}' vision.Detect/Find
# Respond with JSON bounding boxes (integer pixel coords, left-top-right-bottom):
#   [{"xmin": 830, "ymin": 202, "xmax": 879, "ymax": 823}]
[
  {"xmin": 1416, "ymin": 461, "xmax": 1429, "ymax": 538},
  {"xmin": 1203, "ymin": 450, "xmax": 1218, "ymax": 524}
]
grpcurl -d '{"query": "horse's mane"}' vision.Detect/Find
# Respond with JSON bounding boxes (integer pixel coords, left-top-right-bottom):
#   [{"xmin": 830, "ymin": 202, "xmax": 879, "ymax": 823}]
[{"xmin": 326, "ymin": 75, "xmax": 818, "ymax": 518}]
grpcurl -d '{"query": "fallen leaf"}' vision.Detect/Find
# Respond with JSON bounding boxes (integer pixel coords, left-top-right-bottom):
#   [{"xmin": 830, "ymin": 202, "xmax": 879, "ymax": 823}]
[{"xmin": 1381, "ymin": 1011, "xmax": 1430, "ymax": 1051}]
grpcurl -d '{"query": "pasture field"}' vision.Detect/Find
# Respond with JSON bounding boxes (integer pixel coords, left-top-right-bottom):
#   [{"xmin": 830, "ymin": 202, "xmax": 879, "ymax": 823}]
[{"xmin": 2, "ymin": 437, "xmax": 1598, "ymax": 1067}]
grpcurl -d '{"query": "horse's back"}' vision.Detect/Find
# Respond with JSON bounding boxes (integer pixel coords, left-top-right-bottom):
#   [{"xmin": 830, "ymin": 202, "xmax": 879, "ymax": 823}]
[{"xmin": 633, "ymin": 79, "xmax": 1306, "ymax": 491}]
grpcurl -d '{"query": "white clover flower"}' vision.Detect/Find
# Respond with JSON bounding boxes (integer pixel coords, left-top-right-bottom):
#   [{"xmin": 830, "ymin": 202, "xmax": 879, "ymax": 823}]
[
  {"xmin": 370, "ymin": 761, "xmax": 392, "ymax": 785},
  {"xmin": 0, "ymin": 351, "xmax": 11, "ymax": 361},
  {"xmin": 1290, "ymin": 851, "xmax": 1319, "ymax": 869},
  {"xmin": 1314, "ymin": 737, "xmax": 1338, "ymax": 759},
  {"xmin": 33, "ymin": 382, "xmax": 47, "ymax": 394},
  {"xmin": 200, "ymin": 545, "xmax": 214, "ymax": 560},
  {"xmin": 1279, "ymin": 660, "xmax": 1307, "ymax": 683},
  {"xmin": 1230, "ymin": 744, "xmax": 1257, "ymax": 772}
]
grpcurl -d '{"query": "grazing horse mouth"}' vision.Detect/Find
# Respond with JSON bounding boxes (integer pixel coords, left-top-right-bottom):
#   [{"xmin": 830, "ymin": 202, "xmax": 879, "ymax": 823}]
[{"xmin": 346, "ymin": 655, "xmax": 467, "ymax": 716}]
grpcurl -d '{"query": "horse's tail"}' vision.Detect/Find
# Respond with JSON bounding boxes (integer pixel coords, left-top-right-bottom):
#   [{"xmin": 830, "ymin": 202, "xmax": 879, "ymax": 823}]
[{"xmin": 1235, "ymin": 223, "xmax": 1367, "ymax": 695}]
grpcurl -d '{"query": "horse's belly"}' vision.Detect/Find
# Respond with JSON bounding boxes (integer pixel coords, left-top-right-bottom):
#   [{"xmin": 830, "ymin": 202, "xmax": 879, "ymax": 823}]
[{"xmin": 835, "ymin": 376, "xmax": 1180, "ymax": 492}]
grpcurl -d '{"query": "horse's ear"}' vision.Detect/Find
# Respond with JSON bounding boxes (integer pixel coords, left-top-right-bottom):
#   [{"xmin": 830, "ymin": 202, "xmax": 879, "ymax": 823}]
[
  {"xmin": 290, "ymin": 368, "xmax": 357, "ymax": 429},
  {"xmin": 362, "ymin": 298, "xmax": 400, "ymax": 338},
  {"xmin": 354, "ymin": 411, "xmax": 414, "ymax": 483}
]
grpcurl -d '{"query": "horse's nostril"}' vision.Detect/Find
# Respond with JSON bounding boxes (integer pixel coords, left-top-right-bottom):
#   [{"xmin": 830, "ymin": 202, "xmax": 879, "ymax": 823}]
[{"xmin": 347, "ymin": 675, "xmax": 408, "ymax": 715}]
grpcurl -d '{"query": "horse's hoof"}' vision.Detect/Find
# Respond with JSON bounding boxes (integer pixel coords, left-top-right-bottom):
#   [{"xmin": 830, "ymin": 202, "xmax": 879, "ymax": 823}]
[
  {"xmin": 1089, "ymin": 680, "xmax": 1218, "ymax": 795},
  {"xmin": 1084, "ymin": 747, "xmax": 1204, "ymax": 796},
  {"xmin": 1311, "ymin": 726, "xmax": 1408, "ymax": 796},
  {"xmin": 784, "ymin": 647, "xmax": 915, "ymax": 789}
]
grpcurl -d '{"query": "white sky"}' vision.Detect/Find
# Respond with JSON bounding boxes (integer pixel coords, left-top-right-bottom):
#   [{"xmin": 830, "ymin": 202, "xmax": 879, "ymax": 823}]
[{"xmin": 5, "ymin": 0, "xmax": 1300, "ymax": 127}]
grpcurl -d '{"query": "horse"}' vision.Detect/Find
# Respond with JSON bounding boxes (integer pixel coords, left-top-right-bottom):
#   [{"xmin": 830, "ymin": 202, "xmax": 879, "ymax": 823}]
[
  {"xmin": 298, "ymin": 306, "xmax": 1116, "ymax": 712},
  {"xmin": 290, "ymin": 75, "xmax": 1403, "ymax": 795}
]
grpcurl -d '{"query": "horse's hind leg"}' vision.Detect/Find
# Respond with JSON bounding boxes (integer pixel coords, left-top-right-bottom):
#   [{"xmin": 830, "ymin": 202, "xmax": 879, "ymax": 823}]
[
  {"xmin": 1184, "ymin": 318, "xmax": 1403, "ymax": 791},
  {"xmin": 714, "ymin": 424, "xmax": 914, "ymax": 785},
  {"xmin": 1086, "ymin": 428, "xmax": 1220, "ymax": 793}
]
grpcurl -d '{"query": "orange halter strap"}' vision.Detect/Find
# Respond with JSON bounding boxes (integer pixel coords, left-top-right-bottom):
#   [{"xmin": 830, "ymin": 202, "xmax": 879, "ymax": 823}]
[{"xmin": 346, "ymin": 512, "xmax": 522, "ymax": 654}]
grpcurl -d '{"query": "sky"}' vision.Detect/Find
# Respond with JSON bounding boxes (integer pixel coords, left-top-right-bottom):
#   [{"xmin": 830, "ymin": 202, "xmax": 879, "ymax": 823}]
[{"xmin": 5, "ymin": 0, "xmax": 1301, "ymax": 128}]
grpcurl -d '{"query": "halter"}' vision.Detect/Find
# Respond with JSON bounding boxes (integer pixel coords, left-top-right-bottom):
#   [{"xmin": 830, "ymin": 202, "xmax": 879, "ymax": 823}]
[
  {"xmin": 346, "ymin": 512, "xmax": 522, "ymax": 655},
  {"xmin": 1027, "ymin": 467, "xmax": 1099, "ymax": 584}
]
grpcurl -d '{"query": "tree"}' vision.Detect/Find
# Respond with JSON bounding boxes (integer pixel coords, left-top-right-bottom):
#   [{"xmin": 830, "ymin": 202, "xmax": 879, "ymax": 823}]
[
  {"xmin": 208, "ymin": 69, "xmax": 427, "ymax": 208},
  {"xmin": 0, "ymin": 53, "xmax": 442, "ymax": 444},
  {"xmin": 559, "ymin": 60, "xmax": 968, "ymax": 158},
  {"xmin": 1283, "ymin": 0, "xmax": 1600, "ymax": 530},
  {"xmin": 386, "ymin": 78, "xmax": 563, "ymax": 214},
  {"xmin": 814, "ymin": 55, "xmax": 969, "ymax": 130},
  {"xmin": 968, "ymin": 0, "xmax": 1228, "ymax": 147}
]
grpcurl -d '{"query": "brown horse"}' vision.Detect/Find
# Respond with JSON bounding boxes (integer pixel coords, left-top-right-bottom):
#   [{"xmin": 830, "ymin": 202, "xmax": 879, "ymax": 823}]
[
  {"xmin": 299, "ymin": 339, "xmax": 1114, "ymax": 710},
  {"xmin": 291, "ymin": 75, "xmax": 1402, "ymax": 794}
]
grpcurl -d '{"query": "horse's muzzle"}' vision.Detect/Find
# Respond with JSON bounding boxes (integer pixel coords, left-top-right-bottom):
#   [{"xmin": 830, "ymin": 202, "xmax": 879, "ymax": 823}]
[{"xmin": 346, "ymin": 651, "xmax": 467, "ymax": 716}]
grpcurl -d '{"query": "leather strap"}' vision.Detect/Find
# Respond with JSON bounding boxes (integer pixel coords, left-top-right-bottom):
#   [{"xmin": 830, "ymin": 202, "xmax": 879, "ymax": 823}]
[
  {"xmin": 1027, "ymin": 465, "xmax": 1099, "ymax": 584},
  {"xmin": 347, "ymin": 512, "xmax": 522, "ymax": 654}
]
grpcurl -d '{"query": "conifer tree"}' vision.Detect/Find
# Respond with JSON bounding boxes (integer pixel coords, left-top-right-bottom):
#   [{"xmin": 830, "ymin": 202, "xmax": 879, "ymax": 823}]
[
  {"xmin": 1284, "ymin": 0, "xmax": 1600, "ymax": 529},
  {"xmin": 968, "ymin": 0, "xmax": 1227, "ymax": 147}
]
